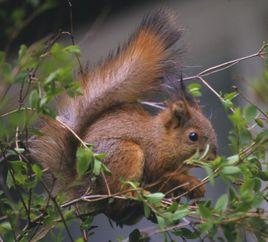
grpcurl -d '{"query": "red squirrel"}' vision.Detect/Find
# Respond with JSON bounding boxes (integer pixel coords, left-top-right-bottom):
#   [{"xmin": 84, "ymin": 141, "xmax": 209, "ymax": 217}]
[{"xmin": 29, "ymin": 9, "xmax": 217, "ymax": 223}]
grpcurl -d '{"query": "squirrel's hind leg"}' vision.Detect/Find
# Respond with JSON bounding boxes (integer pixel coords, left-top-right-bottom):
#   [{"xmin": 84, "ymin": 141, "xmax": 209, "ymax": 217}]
[{"xmin": 92, "ymin": 139, "xmax": 145, "ymax": 223}]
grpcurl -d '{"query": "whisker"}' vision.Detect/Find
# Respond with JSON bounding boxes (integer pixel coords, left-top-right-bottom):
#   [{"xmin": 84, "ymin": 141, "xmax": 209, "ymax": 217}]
[{"xmin": 140, "ymin": 101, "xmax": 165, "ymax": 110}]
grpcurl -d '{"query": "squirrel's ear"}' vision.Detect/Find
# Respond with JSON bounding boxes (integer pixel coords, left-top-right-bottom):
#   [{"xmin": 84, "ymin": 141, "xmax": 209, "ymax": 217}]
[{"xmin": 163, "ymin": 101, "xmax": 190, "ymax": 129}]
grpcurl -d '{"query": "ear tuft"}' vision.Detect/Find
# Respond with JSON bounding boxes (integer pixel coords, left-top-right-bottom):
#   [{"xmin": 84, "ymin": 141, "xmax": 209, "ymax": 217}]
[
  {"xmin": 172, "ymin": 100, "xmax": 190, "ymax": 124},
  {"xmin": 162, "ymin": 101, "xmax": 190, "ymax": 129},
  {"xmin": 172, "ymin": 101, "xmax": 186, "ymax": 118}
]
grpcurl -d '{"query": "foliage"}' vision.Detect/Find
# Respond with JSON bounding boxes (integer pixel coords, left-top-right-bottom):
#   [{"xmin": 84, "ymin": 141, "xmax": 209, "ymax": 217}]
[
  {"xmin": 0, "ymin": 0, "xmax": 58, "ymax": 53},
  {"xmin": 0, "ymin": 2, "xmax": 268, "ymax": 242}
]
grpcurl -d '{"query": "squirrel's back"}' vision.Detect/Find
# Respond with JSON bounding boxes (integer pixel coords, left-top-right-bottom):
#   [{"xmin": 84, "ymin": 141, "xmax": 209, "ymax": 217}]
[{"xmin": 29, "ymin": 9, "xmax": 183, "ymax": 178}]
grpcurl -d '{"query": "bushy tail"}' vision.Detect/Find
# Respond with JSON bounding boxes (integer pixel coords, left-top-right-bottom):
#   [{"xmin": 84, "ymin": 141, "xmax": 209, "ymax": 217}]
[{"xmin": 29, "ymin": 9, "xmax": 183, "ymax": 177}]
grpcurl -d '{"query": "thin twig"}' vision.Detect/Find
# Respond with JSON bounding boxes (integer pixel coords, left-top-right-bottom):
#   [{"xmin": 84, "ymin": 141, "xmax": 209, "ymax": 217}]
[
  {"xmin": 56, "ymin": 117, "xmax": 112, "ymax": 195},
  {"xmin": 101, "ymin": 171, "xmax": 111, "ymax": 196},
  {"xmin": 66, "ymin": 0, "xmax": 84, "ymax": 75},
  {"xmin": 41, "ymin": 181, "xmax": 75, "ymax": 242},
  {"xmin": 8, "ymin": 168, "xmax": 29, "ymax": 215},
  {"xmin": 56, "ymin": 117, "xmax": 88, "ymax": 148},
  {"xmin": 233, "ymin": 86, "xmax": 268, "ymax": 119},
  {"xmin": 164, "ymin": 182, "xmax": 190, "ymax": 196},
  {"xmin": 197, "ymin": 76, "xmax": 235, "ymax": 113},
  {"xmin": 183, "ymin": 43, "xmax": 268, "ymax": 82},
  {"xmin": 4, "ymin": 5, "xmax": 49, "ymax": 56}
]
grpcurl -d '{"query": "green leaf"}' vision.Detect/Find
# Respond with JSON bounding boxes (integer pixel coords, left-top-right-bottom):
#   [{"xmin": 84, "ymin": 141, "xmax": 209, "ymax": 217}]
[
  {"xmin": 10, "ymin": 160, "xmax": 26, "ymax": 172},
  {"xmin": 0, "ymin": 222, "xmax": 12, "ymax": 232},
  {"xmin": 40, "ymin": 0, "xmax": 58, "ymax": 11},
  {"xmin": 204, "ymin": 165, "xmax": 215, "ymax": 185},
  {"xmin": 244, "ymin": 105, "xmax": 257, "ymax": 122},
  {"xmin": 14, "ymin": 147, "xmax": 25, "ymax": 154},
  {"xmin": 228, "ymin": 108, "xmax": 246, "ymax": 128},
  {"xmin": 11, "ymin": 8, "xmax": 25, "ymax": 23},
  {"xmin": 222, "ymin": 99, "xmax": 233, "ymax": 109},
  {"xmin": 143, "ymin": 204, "xmax": 150, "ymax": 218},
  {"xmin": 162, "ymin": 211, "xmax": 173, "ymax": 224},
  {"xmin": 226, "ymin": 155, "xmax": 239, "ymax": 165},
  {"xmin": 229, "ymin": 187, "xmax": 238, "ymax": 202},
  {"xmin": 13, "ymin": 71, "xmax": 28, "ymax": 83},
  {"xmin": 66, "ymin": 82, "xmax": 82, "ymax": 97},
  {"xmin": 239, "ymin": 128, "xmax": 252, "ymax": 146},
  {"xmin": 222, "ymin": 92, "xmax": 238, "ymax": 110},
  {"xmin": 123, "ymin": 180, "xmax": 139, "ymax": 189},
  {"xmin": 222, "ymin": 223, "xmax": 238, "ymax": 241},
  {"xmin": 166, "ymin": 201, "xmax": 178, "ymax": 213},
  {"xmin": 173, "ymin": 207, "xmax": 189, "ymax": 221},
  {"xmin": 101, "ymin": 163, "xmax": 111, "ymax": 176},
  {"xmin": 173, "ymin": 228, "xmax": 200, "ymax": 239},
  {"xmin": 240, "ymin": 176, "xmax": 258, "ymax": 197},
  {"xmin": 32, "ymin": 164, "xmax": 42, "ymax": 180},
  {"xmin": 187, "ymin": 83, "xmax": 202, "ymax": 97},
  {"xmin": 64, "ymin": 45, "xmax": 81, "ymax": 55},
  {"xmin": 29, "ymin": 89, "xmax": 39, "ymax": 108},
  {"xmin": 222, "ymin": 166, "xmax": 241, "ymax": 175},
  {"xmin": 255, "ymin": 118, "xmax": 264, "ymax": 128},
  {"xmin": 44, "ymin": 69, "xmax": 60, "ymax": 85},
  {"xmin": 198, "ymin": 221, "xmax": 213, "ymax": 233},
  {"xmin": 76, "ymin": 147, "xmax": 94, "ymax": 176},
  {"xmin": 18, "ymin": 44, "xmax": 27, "ymax": 61},
  {"xmin": 6, "ymin": 171, "xmax": 13, "ymax": 188},
  {"xmin": 156, "ymin": 215, "xmax": 166, "ymax": 229},
  {"xmin": 215, "ymin": 194, "xmax": 228, "ymax": 212},
  {"xmin": 94, "ymin": 153, "xmax": 106, "ymax": 160},
  {"xmin": 198, "ymin": 204, "xmax": 212, "ymax": 219},
  {"xmin": 0, "ymin": 51, "xmax": 5, "ymax": 64},
  {"xmin": 14, "ymin": 171, "xmax": 27, "ymax": 185},
  {"xmin": 2, "ymin": 63, "xmax": 12, "ymax": 79},
  {"xmin": 256, "ymin": 130, "xmax": 268, "ymax": 143},
  {"xmin": 93, "ymin": 159, "xmax": 101, "ymax": 176},
  {"xmin": 146, "ymin": 192, "xmax": 165, "ymax": 206},
  {"xmin": 80, "ymin": 216, "xmax": 93, "ymax": 230},
  {"xmin": 224, "ymin": 91, "xmax": 238, "ymax": 101},
  {"xmin": 259, "ymin": 171, "xmax": 268, "ymax": 181}
]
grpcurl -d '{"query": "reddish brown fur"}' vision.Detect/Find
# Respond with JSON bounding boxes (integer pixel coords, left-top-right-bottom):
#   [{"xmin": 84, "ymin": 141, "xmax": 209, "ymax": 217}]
[{"xmin": 29, "ymin": 10, "xmax": 217, "ymax": 223}]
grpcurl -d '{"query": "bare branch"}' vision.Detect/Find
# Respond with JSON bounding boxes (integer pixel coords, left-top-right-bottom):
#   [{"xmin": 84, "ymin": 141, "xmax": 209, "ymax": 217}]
[
  {"xmin": 55, "ymin": 117, "xmax": 112, "ymax": 197},
  {"xmin": 41, "ymin": 181, "xmax": 75, "ymax": 242},
  {"xmin": 183, "ymin": 43, "xmax": 268, "ymax": 82}
]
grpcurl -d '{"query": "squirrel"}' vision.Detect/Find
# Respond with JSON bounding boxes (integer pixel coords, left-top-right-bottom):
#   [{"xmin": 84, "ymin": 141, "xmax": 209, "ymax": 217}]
[{"xmin": 29, "ymin": 10, "xmax": 217, "ymax": 223}]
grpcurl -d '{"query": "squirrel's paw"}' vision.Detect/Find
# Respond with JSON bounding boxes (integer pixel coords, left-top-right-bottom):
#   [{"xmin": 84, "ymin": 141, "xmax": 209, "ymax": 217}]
[{"xmin": 185, "ymin": 177, "xmax": 205, "ymax": 199}]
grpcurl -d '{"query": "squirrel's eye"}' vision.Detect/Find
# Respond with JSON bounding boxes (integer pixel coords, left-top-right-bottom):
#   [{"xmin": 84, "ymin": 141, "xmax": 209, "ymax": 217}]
[{"xmin": 189, "ymin": 132, "xmax": 198, "ymax": 142}]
